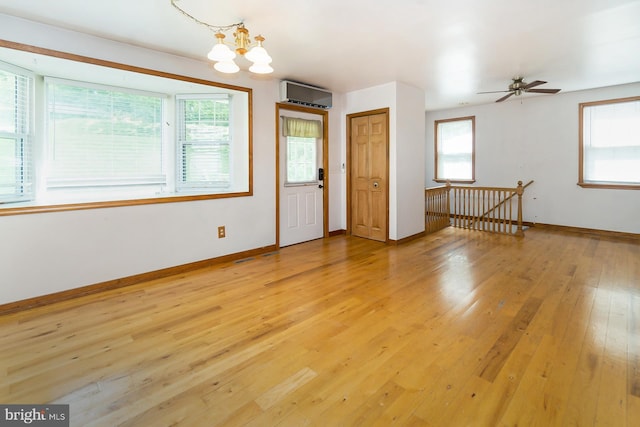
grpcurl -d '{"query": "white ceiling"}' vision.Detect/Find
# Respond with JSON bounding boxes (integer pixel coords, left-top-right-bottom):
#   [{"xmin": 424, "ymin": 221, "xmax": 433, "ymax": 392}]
[{"xmin": 1, "ymin": 0, "xmax": 639, "ymax": 110}]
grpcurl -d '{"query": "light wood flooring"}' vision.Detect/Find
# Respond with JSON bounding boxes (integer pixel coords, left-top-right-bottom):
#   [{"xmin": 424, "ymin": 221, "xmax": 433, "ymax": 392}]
[{"xmin": 1, "ymin": 227, "xmax": 639, "ymax": 426}]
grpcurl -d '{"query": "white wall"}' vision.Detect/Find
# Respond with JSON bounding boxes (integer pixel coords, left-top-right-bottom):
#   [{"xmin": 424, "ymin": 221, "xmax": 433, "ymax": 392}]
[
  {"xmin": 345, "ymin": 81, "xmax": 427, "ymax": 240},
  {"xmin": 327, "ymin": 94, "xmax": 346, "ymax": 232},
  {"xmin": 425, "ymin": 82, "xmax": 640, "ymax": 234},
  {"xmin": 0, "ymin": 14, "xmax": 285, "ymax": 305},
  {"xmin": 395, "ymin": 82, "xmax": 426, "ymax": 239}
]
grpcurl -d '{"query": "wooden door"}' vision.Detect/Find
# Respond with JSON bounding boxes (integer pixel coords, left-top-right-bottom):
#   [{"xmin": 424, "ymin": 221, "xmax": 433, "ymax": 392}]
[{"xmin": 350, "ymin": 111, "xmax": 388, "ymax": 242}]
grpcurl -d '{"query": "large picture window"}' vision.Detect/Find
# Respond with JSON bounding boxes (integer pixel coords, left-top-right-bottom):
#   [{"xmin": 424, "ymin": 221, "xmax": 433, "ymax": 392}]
[
  {"xmin": 0, "ymin": 42, "xmax": 252, "ymax": 215},
  {"xmin": 434, "ymin": 116, "xmax": 475, "ymax": 183},
  {"xmin": 579, "ymin": 97, "xmax": 640, "ymax": 189},
  {"xmin": 45, "ymin": 79, "xmax": 165, "ymax": 201}
]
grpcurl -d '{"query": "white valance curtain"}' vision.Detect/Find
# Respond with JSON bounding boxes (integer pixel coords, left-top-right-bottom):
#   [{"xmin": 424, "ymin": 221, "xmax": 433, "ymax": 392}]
[{"xmin": 281, "ymin": 117, "xmax": 323, "ymax": 138}]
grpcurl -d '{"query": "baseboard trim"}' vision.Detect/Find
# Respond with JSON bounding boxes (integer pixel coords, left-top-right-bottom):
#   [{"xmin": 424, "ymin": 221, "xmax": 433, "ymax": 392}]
[
  {"xmin": 329, "ymin": 229, "xmax": 347, "ymax": 237},
  {"xmin": 388, "ymin": 231, "xmax": 427, "ymax": 245},
  {"xmin": 0, "ymin": 244, "xmax": 278, "ymax": 316},
  {"xmin": 526, "ymin": 222, "xmax": 640, "ymax": 241}
]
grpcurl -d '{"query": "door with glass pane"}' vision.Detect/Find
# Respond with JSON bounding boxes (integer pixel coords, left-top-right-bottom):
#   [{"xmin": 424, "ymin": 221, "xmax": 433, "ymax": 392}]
[{"xmin": 279, "ymin": 111, "xmax": 324, "ymax": 247}]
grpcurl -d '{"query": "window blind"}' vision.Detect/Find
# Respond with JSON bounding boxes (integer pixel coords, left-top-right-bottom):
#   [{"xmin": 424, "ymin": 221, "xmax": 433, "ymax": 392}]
[
  {"xmin": 45, "ymin": 78, "xmax": 165, "ymax": 189},
  {"xmin": 0, "ymin": 66, "xmax": 32, "ymax": 202},
  {"xmin": 176, "ymin": 95, "xmax": 231, "ymax": 190},
  {"xmin": 436, "ymin": 119, "xmax": 473, "ymax": 180},
  {"xmin": 582, "ymin": 99, "xmax": 640, "ymax": 184}
]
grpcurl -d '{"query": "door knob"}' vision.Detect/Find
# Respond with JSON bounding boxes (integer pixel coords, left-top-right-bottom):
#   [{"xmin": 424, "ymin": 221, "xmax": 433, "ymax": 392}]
[{"xmin": 373, "ymin": 182, "xmax": 379, "ymax": 188}]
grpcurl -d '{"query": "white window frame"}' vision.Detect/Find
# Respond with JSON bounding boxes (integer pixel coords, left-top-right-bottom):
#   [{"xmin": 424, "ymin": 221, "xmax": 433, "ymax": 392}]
[
  {"xmin": 0, "ymin": 62, "xmax": 33, "ymax": 203},
  {"xmin": 434, "ymin": 116, "xmax": 475, "ymax": 183},
  {"xmin": 176, "ymin": 94, "xmax": 232, "ymax": 192},
  {"xmin": 42, "ymin": 77, "xmax": 168, "ymax": 204},
  {"xmin": 579, "ymin": 96, "xmax": 640, "ymax": 190}
]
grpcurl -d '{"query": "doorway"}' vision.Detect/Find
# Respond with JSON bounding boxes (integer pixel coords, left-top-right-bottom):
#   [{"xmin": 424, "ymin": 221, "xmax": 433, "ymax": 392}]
[
  {"xmin": 347, "ymin": 108, "xmax": 389, "ymax": 242},
  {"xmin": 276, "ymin": 103, "xmax": 329, "ymax": 247}
]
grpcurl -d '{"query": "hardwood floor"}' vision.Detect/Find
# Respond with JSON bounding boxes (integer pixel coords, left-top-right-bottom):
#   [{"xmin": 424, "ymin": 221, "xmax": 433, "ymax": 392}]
[{"xmin": 1, "ymin": 227, "xmax": 639, "ymax": 426}]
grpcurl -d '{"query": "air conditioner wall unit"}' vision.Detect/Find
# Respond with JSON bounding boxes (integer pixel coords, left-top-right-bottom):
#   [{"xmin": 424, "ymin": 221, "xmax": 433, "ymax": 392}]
[{"xmin": 280, "ymin": 80, "xmax": 332, "ymax": 109}]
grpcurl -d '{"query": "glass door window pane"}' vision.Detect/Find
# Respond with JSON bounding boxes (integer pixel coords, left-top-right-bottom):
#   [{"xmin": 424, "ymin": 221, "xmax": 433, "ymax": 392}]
[{"xmin": 286, "ymin": 136, "xmax": 317, "ymax": 184}]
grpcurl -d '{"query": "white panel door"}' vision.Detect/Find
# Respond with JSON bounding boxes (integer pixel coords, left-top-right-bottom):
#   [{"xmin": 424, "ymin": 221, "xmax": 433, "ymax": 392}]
[{"xmin": 279, "ymin": 112, "xmax": 324, "ymax": 247}]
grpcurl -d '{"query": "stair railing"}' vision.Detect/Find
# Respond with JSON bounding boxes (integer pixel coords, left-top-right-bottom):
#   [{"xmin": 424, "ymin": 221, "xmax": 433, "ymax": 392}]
[
  {"xmin": 425, "ymin": 183, "xmax": 451, "ymax": 234},
  {"xmin": 425, "ymin": 180, "xmax": 533, "ymax": 236}
]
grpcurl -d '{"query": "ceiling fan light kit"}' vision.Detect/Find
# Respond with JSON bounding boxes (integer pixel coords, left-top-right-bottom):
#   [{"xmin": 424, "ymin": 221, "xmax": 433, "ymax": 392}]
[
  {"xmin": 479, "ymin": 77, "xmax": 561, "ymax": 102},
  {"xmin": 171, "ymin": 0, "xmax": 273, "ymax": 74}
]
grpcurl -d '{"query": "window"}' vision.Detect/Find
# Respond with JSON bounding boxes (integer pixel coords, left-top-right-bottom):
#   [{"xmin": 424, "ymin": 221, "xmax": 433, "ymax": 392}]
[
  {"xmin": 281, "ymin": 116, "xmax": 322, "ymax": 185},
  {"xmin": 434, "ymin": 116, "xmax": 475, "ymax": 183},
  {"xmin": 45, "ymin": 78, "xmax": 165, "ymax": 201},
  {"xmin": 286, "ymin": 136, "xmax": 317, "ymax": 184},
  {"xmin": 176, "ymin": 95, "xmax": 231, "ymax": 191},
  {"xmin": 579, "ymin": 97, "xmax": 640, "ymax": 189},
  {"xmin": 0, "ymin": 64, "xmax": 32, "ymax": 203},
  {"xmin": 0, "ymin": 42, "xmax": 252, "ymax": 216}
]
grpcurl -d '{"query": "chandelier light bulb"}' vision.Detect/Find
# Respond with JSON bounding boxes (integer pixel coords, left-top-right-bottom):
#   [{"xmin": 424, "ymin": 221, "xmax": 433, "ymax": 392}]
[
  {"xmin": 248, "ymin": 62, "xmax": 274, "ymax": 74},
  {"xmin": 214, "ymin": 59, "xmax": 240, "ymax": 73},
  {"xmin": 245, "ymin": 35, "xmax": 272, "ymax": 64},
  {"xmin": 207, "ymin": 33, "xmax": 236, "ymax": 61}
]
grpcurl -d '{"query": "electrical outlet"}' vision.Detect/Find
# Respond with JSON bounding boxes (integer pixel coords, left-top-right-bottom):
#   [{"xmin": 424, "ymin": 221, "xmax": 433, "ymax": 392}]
[{"xmin": 218, "ymin": 226, "xmax": 226, "ymax": 238}]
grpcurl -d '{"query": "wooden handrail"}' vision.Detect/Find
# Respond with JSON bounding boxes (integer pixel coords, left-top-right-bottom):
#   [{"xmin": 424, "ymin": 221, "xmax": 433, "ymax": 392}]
[
  {"xmin": 469, "ymin": 180, "xmax": 534, "ymax": 229},
  {"xmin": 425, "ymin": 180, "xmax": 533, "ymax": 237}
]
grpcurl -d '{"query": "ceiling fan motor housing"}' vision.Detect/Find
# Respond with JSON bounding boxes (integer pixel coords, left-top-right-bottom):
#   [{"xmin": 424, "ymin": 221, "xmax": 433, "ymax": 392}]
[{"xmin": 509, "ymin": 77, "xmax": 526, "ymax": 91}]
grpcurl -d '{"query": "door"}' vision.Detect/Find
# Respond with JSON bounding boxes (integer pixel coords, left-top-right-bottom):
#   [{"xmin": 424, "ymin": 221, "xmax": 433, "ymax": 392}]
[
  {"xmin": 279, "ymin": 110, "xmax": 325, "ymax": 247},
  {"xmin": 350, "ymin": 111, "xmax": 388, "ymax": 242}
]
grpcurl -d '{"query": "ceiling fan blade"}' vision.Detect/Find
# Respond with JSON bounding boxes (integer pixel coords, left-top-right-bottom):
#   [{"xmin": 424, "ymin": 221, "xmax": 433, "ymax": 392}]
[
  {"xmin": 526, "ymin": 88, "xmax": 561, "ymax": 94},
  {"xmin": 523, "ymin": 80, "xmax": 547, "ymax": 89},
  {"xmin": 477, "ymin": 90, "xmax": 510, "ymax": 94},
  {"xmin": 496, "ymin": 92, "xmax": 515, "ymax": 102}
]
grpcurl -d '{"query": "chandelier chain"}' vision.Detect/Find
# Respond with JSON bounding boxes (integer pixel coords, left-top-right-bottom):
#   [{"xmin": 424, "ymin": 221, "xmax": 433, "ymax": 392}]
[{"xmin": 171, "ymin": 0, "xmax": 242, "ymax": 34}]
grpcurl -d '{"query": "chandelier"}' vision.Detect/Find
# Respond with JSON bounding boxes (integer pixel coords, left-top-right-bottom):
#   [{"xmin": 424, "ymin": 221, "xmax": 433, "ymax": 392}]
[{"xmin": 171, "ymin": 0, "xmax": 273, "ymax": 74}]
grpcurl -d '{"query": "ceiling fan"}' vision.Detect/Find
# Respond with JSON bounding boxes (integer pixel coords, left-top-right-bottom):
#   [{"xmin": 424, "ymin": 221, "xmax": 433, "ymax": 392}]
[{"xmin": 478, "ymin": 77, "xmax": 561, "ymax": 102}]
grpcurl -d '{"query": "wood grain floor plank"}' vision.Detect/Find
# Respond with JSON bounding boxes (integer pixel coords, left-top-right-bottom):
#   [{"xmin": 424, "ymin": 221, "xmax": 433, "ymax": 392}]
[
  {"xmin": 476, "ymin": 296, "xmax": 542, "ymax": 382},
  {"xmin": 595, "ymin": 290, "xmax": 629, "ymax": 426},
  {"xmin": 562, "ymin": 286, "xmax": 611, "ymax": 426},
  {"xmin": 0, "ymin": 228, "xmax": 638, "ymax": 426}
]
